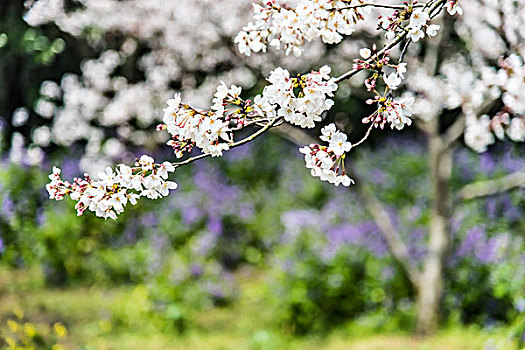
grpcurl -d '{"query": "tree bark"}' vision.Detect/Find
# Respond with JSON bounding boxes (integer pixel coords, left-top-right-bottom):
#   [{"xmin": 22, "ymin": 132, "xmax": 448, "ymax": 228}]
[{"xmin": 416, "ymin": 128, "xmax": 453, "ymax": 335}]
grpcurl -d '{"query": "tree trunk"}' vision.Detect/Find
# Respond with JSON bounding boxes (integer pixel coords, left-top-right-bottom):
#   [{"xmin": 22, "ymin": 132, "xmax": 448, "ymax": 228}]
[{"xmin": 416, "ymin": 132, "xmax": 453, "ymax": 335}]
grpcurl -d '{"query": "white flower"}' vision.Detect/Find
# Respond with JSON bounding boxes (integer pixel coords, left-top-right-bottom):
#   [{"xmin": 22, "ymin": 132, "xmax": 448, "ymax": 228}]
[
  {"xmin": 214, "ymin": 82, "xmax": 229, "ymax": 100},
  {"xmin": 300, "ymin": 125, "xmax": 354, "ymax": 187},
  {"xmin": 359, "ymin": 48, "xmax": 371, "ymax": 59},
  {"xmin": 262, "ymin": 67, "xmax": 337, "ymax": 128},
  {"xmin": 465, "ymin": 115, "xmax": 495, "ymax": 153},
  {"xmin": 138, "ymin": 155, "xmax": 155, "ymax": 171},
  {"xmin": 207, "ymin": 143, "xmax": 230, "ymax": 157},
  {"xmin": 328, "ymin": 132, "xmax": 352, "ymax": 156},
  {"xmin": 384, "ymin": 72, "xmax": 402, "ymax": 90},
  {"xmin": 446, "ymin": 1, "xmax": 463, "ymax": 16},
  {"xmin": 159, "ymin": 181, "xmax": 178, "ymax": 196},
  {"xmin": 507, "ymin": 117, "xmax": 525, "ymax": 142},
  {"xmin": 409, "ymin": 27, "xmax": 425, "ymax": 42},
  {"xmin": 158, "ymin": 161, "xmax": 175, "ymax": 179},
  {"xmin": 409, "ymin": 9, "xmax": 429, "ymax": 29},
  {"xmin": 396, "ymin": 63, "xmax": 408, "ymax": 79},
  {"xmin": 426, "ymin": 24, "xmax": 440, "ymax": 37},
  {"xmin": 320, "ymin": 123, "xmax": 337, "ymax": 142},
  {"xmin": 98, "ymin": 167, "xmax": 115, "ymax": 186},
  {"xmin": 235, "ymin": 0, "xmax": 364, "ymax": 57},
  {"xmin": 386, "ymin": 96, "xmax": 414, "ymax": 130}
]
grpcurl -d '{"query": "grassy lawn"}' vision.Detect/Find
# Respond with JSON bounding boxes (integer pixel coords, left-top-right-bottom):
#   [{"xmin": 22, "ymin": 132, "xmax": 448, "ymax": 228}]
[{"xmin": 0, "ymin": 267, "xmax": 514, "ymax": 350}]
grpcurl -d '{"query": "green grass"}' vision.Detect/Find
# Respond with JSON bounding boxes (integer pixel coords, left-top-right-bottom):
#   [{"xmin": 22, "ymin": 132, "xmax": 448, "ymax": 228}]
[{"xmin": 0, "ymin": 267, "xmax": 515, "ymax": 350}]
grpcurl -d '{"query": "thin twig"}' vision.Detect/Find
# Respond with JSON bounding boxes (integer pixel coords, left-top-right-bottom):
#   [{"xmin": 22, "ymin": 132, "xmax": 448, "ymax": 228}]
[
  {"xmin": 352, "ymin": 123, "xmax": 375, "ymax": 148},
  {"xmin": 172, "ymin": 117, "xmax": 282, "ymax": 168}
]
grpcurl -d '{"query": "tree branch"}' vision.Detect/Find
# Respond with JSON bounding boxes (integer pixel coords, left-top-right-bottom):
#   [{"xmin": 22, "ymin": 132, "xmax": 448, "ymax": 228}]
[
  {"xmin": 172, "ymin": 117, "xmax": 282, "ymax": 168},
  {"xmin": 352, "ymin": 179, "xmax": 421, "ymax": 285},
  {"xmin": 457, "ymin": 170, "xmax": 525, "ymax": 202},
  {"xmin": 441, "ymin": 114, "xmax": 465, "ymax": 148}
]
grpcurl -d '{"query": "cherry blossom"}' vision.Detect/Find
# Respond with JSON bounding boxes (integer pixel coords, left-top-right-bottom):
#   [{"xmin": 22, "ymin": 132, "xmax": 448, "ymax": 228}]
[
  {"xmin": 46, "ymin": 155, "xmax": 177, "ymax": 220},
  {"xmin": 299, "ymin": 123, "xmax": 354, "ymax": 186},
  {"xmin": 37, "ymin": 0, "xmax": 525, "ymax": 220},
  {"xmin": 235, "ymin": 0, "xmax": 365, "ymax": 57}
]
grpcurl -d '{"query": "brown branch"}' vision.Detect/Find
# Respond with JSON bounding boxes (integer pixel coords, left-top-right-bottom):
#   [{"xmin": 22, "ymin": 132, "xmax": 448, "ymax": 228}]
[
  {"xmin": 457, "ymin": 170, "xmax": 525, "ymax": 202},
  {"xmin": 441, "ymin": 114, "xmax": 465, "ymax": 148},
  {"xmin": 172, "ymin": 117, "xmax": 282, "ymax": 168},
  {"xmin": 273, "ymin": 123, "xmax": 317, "ymax": 145}
]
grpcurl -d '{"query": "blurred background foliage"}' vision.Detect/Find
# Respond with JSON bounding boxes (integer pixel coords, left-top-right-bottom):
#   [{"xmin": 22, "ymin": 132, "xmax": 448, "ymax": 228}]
[{"xmin": 0, "ymin": 0, "xmax": 524, "ymax": 349}]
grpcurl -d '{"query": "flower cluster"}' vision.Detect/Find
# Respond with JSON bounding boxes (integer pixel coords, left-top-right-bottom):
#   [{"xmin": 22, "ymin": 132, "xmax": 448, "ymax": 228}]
[
  {"xmin": 407, "ymin": 8, "xmax": 440, "ymax": 42},
  {"xmin": 464, "ymin": 54, "xmax": 525, "ymax": 152},
  {"xmin": 161, "ymin": 66, "xmax": 338, "ymax": 159},
  {"xmin": 299, "ymin": 123, "xmax": 354, "ymax": 186},
  {"xmin": 465, "ymin": 112, "xmax": 525, "ymax": 153},
  {"xmin": 256, "ymin": 66, "xmax": 338, "ymax": 128},
  {"xmin": 235, "ymin": 0, "xmax": 365, "ymax": 57},
  {"xmin": 46, "ymin": 155, "xmax": 177, "ymax": 220},
  {"xmin": 363, "ymin": 95, "xmax": 414, "ymax": 130},
  {"xmin": 353, "ymin": 45, "xmax": 408, "ymax": 91},
  {"xmin": 464, "ymin": 114, "xmax": 495, "ymax": 153},
  {"xmin": 162, "ymin": 83, "xmax": 252, "ymax": 158},
  {"xmin": 376, "ymin": 5, "xmax": 440, "ymax": 43}
]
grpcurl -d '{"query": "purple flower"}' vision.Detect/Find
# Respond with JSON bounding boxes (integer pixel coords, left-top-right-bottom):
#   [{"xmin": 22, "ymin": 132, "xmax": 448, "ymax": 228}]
[
  {"xmin": 281, "ymin": 209, "xmax": 320, "ymax": 241},
  {"xmin": 141, "ymin": 213, "xmax": 158, "ymax": 227},
  {"xmin": 370, "ymin": 168, "xmax": 388, "ymax": 185},
  {"xmin": 190, "ymin": 264, "xmax": 204, "ymax": 277},
  {"xmin": 325, "ymin": 222, "xmax": 388, "ymax": 256},
  {"xmin": 475, "ymin": 236, "xmax": 497, "ymax": 263},
  {"xmin": 36, "ymin": 209, "xmax": 46, "ymax": 226},
  {"xmin": 205, "ymin": 281, "xmax": 225, "ymax": 299},
  {"xmin": 408, "ymin": 228, "xmax": 427, "ymax": 262},
  {"xmin": 0, "ymin": 236, "xmax": 4, "ymax": 253},
  {"xmin": 225, "ymin": 142, "xmax": 253, "ymax": 161},
  {"xmin": 207, "ymin": 216, "xmax": 223, "ymax": 235},
  {"xmin": 1, "ymin": 196, "xmax": 15, "ymax": 220},
  {"xmin": 456, "ymin": 226, "xmax": 486, "ymax": 258},
  {"xmin": 501, "ymin": 151, "xmax": 525, "ymax": 173},
  {"xmin": 182, "ymin": 205, "xmax": 203, "ymax": 226},
  {"xmin": 193, "ymin": 232, "xmax": 217, "ymax": 256},
  {"xmin": 479, "ymin": 152, "xmax": 495, "ymax": 174},
  {"xmin": 238, "ymin": 204, "xmax": 255, "ymax": 219},
  {"xmin": 454, "ymin": 226, "xmax": 508, "ymax": 264},
  {"xmin": 501, "ymin": 196, "xmax": 521, "ymax": 222},
  {"xmin": 60, "ymin": 158, "xmax": 81, "ymax": 180},
  {"xmin": 485, "ymin": 199, "xmax": 498, "ymax": 220}
]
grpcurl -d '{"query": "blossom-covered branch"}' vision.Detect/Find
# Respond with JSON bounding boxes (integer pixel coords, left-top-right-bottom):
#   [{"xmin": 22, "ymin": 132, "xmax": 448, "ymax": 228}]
[
  {"xmin": 45, "ymin": 0, "xmax": 478, "ymax": 220},
  {"xmin": 47, "ymin": 156, "xmax": 177, "ymax": 220}
]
